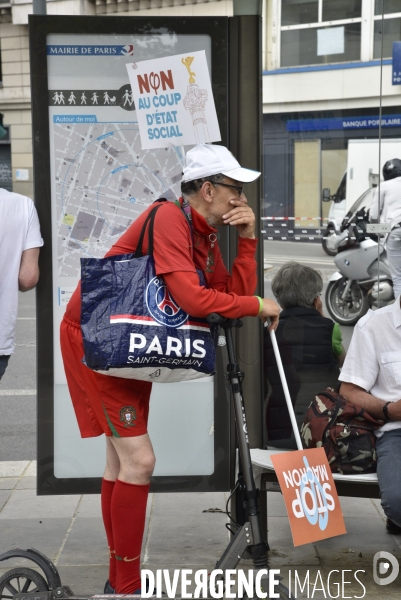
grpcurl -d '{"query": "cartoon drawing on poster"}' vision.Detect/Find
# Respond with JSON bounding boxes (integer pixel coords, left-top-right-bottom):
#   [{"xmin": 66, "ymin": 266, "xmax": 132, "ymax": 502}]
[
  {"xmin": 126, "ymin": 50, "xmax": 221, "ymax": 149},
  {"xmin": 182, "ymin": 56, "xmax": 210, "ymax": 144}
]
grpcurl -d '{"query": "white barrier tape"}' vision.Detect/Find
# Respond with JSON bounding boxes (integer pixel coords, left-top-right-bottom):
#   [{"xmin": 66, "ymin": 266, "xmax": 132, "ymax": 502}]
[
  {"xmin": 265, "ymin": 223, "xmax": 322, "ymax": 232},
  {"xmin": 262, "ymin": 234, "xmax": 357, "ymax": 243},
  {"xmin": 265, "ymin": 236, "xmax": 319, "ymax": 241},
  {"xmin": 263, "ymin": 229, "xmax": 322, "ymax": 235},
  {"xmin": 262, "ymin": 216, "xmax": 329, "ymax": 221}
]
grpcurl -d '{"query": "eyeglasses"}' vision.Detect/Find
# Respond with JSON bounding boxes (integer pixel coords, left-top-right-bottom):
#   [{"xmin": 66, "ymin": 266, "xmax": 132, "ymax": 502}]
[{"xmin": 213, "ymin": 182, "xmax": 244, "ymax": 197}]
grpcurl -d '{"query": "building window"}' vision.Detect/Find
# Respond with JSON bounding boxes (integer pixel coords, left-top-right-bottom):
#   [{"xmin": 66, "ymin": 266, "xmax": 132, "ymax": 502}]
[
  {"xmin": 373, "ymin": 1, "xmax": 401, "ymax": 59},
  {"xmin": 277, "ymin": 0, "xmax": 401, "ymax": 68},
  {"xmin": 322, "ymin": 0, "xmax": 362, "ymax": 22},
  {"xmin": 0, "ymin": 126, "xmax": 12, "ymax": 192},
  {"xmin": 279, "ymin": 0, "xmax": 363, "ymax": 67},
  {"xmin": 375, "ymin": 0, "xmax": 401, "ymax": 15},
  {"xmin": 281, "ymin": 23, "xmax": 361, "ymax": 67},
  {"xmin": 281, "ymin": 0, "xmax": 318, "ymax": 26}
]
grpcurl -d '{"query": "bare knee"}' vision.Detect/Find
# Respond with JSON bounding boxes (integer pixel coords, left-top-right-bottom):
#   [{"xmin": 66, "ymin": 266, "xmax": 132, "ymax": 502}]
[
  {"xmin": 120, "ymin": 450, "xmax": 155, "ymax": 483},
  {"xmin": 111, "ymin": 435, "xmax": 156, "ymax": 485},
  {"xmin": 138, "ymin": 451, "xmax": 156, "ymax": 479}
]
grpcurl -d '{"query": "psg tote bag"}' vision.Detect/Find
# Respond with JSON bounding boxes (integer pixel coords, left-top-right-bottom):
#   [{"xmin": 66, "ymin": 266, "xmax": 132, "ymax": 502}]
[{"xmin": 80, "ymin": 203, "xmax": 216, "ymax": 383}]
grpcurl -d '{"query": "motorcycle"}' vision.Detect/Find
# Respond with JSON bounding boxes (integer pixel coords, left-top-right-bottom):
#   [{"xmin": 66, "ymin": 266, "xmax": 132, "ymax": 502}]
[{"xmin": 325, "ymin": 192, "xmax": 394, "ymax": 326}]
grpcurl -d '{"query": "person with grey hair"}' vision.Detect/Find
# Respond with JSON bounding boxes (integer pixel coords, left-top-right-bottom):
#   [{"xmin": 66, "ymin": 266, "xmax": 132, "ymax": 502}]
[{"xmin": 264, "ymin": 261, "xmax": 346, "ymax": 448}]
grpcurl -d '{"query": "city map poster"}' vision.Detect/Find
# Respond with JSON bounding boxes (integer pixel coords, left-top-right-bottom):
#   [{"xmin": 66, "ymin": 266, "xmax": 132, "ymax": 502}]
[
  {"xmin": 127, "ymin": 50, "xmax": 221, "ymax": 149},
  {"xmin": 51, "ymin": 114, "xmax": 184, "ymax": 281},
  {"xmin": 271, "ymin": 448, "xmax": 346, "ymax": 546}
]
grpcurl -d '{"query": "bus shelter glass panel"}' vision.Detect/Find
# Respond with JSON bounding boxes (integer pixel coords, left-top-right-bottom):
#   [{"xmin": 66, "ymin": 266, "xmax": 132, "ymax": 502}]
[
  {"xmin": 47, "ymin": 32, "xmax": 215, "ymax": 481},
  {"xmin": 263, "ymin": 0, "xmax": 398, "ymax": 450}
]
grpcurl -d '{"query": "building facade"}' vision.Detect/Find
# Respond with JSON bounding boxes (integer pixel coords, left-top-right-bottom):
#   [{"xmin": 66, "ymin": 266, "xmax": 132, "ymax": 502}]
[
  {"xmin": 262, "ymin": 0, "xmax": 401, "ymax": 239},
  {"xmin": 1, "ymin": 0, "xmax": 400, "ymax": 210},
  {"xmin": 0, "ymin": 0, "xmax": 233, "ymax": 198}
]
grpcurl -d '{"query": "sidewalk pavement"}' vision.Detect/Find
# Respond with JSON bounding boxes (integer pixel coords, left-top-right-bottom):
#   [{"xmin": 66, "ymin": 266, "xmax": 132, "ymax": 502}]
[{"xmin": 1, "ymin": 461, "xmax": 401, "ymax": 599}]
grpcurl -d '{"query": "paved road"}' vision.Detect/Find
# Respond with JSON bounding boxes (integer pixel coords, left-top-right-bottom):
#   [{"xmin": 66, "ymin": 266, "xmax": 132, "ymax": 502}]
[
  {"xmin": 264, "ymin": 239, "xmax": 335, "ymax": 272},
  {"xmin": 0, "ymin": 241, "xmax": 353, "ymax": 460},
  {"xmin": 0, "ymin": 289, "xmax": 37, "ymax": 461}
]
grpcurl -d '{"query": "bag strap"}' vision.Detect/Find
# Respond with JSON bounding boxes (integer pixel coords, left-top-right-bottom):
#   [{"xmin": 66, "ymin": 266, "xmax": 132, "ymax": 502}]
[
  {"xmin": 174, "ymin": 198, "xmax": 194, "ymax": 257},
  {"xmin": 134, "ymin": 198, "xmax": 194, "ymax": 260},
  {"xmin": 319, "ymin": 391, "xmax": 344, "ymax": 440},
  {"xmin": 134, "ymin": 202, "xmax": 165, "ymax": 258}
]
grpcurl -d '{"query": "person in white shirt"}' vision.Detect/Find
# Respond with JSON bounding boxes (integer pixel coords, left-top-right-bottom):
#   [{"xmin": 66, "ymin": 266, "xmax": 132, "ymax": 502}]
[
  {"xmin": 370, "ymin": 158, "xmax": 401, "ymax": 297},
  {"xmin": 0, "ymin": 189, "xmax": 43, "ymax": 379},
  {"xmin": 339, "ymin": 298, "xmax": 401, "ymax": 535}
]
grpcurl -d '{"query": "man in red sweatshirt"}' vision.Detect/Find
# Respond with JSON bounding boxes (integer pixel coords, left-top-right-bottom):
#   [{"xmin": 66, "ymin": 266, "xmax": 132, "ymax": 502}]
[{"xmin": 60, "ymin": 144, "xmax": 279, "ymax": 594}]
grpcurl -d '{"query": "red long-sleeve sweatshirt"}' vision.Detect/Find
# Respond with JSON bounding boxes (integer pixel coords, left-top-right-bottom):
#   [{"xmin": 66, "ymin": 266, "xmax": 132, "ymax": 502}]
[{"xmin": 65, "ymin": 199, "xmax": 260, "ymax": 323}]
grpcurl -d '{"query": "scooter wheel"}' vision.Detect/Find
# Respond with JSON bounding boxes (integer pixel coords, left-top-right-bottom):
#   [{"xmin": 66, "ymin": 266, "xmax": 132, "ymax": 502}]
[{"xmin": 0, "ymin": 567, "xmax": 49, "ymax": 600}]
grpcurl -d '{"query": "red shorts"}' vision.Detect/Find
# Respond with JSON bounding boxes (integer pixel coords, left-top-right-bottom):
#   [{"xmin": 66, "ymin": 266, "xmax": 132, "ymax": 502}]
[{"xmin": 60, "ymin": 316, "xmax": 151, "ymax": 438}]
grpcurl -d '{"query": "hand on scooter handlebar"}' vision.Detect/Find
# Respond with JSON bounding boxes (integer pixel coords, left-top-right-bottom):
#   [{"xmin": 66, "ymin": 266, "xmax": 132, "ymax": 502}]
[{"xmin": 259, "ymin": 298, "xmax": 280, "ymax": 331}]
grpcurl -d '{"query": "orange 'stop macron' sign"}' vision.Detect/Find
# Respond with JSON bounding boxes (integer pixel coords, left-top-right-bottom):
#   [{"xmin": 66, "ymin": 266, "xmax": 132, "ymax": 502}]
[{"xmin": 271, "ymin": 448, "xmax": 347, "ymax": 547}]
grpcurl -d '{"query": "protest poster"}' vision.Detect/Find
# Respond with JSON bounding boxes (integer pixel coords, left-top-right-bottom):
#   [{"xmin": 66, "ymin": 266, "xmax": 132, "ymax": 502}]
[
  {"xmin": 126, "ymin": 50, "xmax": 221, "ymax": 149},
  {"xmin": 271, "ymin": 448, "xmax": 347, "ymax": 546}
]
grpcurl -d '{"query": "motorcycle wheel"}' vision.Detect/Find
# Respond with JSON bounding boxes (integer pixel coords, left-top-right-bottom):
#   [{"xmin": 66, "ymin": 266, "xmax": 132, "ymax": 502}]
[
  {"xmin": 321, "ymin": 227, "xmax": 337, "ymax": 257},
  {"xmin": 325, "ymin": 279, "xmax": 369, "ymax": 326}
]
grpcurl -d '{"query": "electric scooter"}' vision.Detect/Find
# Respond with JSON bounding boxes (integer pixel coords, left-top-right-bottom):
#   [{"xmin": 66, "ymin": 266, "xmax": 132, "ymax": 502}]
[{"xmin": 0, "ymin": 315, "xmax": 291, "ymax": 600}]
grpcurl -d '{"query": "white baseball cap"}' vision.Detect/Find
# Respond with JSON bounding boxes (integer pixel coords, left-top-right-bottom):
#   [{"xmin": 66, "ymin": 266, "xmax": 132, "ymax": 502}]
[{"xmin": 181, "ymin": 144, "xmax": 261, "ymax": 184}]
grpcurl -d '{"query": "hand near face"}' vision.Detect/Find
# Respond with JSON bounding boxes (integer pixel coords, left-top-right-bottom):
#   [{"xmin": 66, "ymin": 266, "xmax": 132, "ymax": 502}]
[{"xmin": 222, "ymin": 196, "xmax": 256, "ymax": 239}]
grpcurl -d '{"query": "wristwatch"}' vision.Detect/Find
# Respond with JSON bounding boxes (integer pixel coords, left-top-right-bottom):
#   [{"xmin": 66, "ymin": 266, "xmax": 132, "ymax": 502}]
[{"xmin": 383, "ymin": 401, "xmax": 393, "ymax": 422}]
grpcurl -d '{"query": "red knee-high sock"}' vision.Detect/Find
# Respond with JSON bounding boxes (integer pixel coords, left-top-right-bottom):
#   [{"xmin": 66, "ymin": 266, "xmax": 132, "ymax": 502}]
[
  {"xmin": 101, "ymin": 479, "xmax": 117, "ymax": 589},
  {"xmin": 111, "ymin": 479, "xmax": 150, "ymax": 593}
]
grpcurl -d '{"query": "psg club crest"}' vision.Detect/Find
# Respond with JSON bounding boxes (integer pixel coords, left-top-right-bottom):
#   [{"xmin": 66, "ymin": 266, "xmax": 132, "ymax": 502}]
[
  {"xmin": 120, "ymin": 406, "xmax": 136, "ymax": 427},
  {"xmin": 146, "ymin": 276, "xmax": 188, "ymax": 328}
]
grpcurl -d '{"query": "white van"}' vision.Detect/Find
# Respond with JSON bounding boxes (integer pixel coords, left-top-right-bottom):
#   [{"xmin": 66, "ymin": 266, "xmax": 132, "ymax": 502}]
[{"xmin": 322, "ymin": 138, "xmax": 401, "ymax": 255}]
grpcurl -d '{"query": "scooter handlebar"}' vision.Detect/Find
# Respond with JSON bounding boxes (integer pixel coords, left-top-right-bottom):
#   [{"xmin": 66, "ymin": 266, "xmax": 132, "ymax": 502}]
[{"xmin": 206, "ymin": 313, "xmax": 243, "ymax": 328}]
